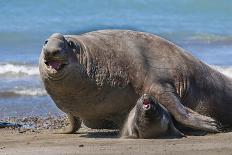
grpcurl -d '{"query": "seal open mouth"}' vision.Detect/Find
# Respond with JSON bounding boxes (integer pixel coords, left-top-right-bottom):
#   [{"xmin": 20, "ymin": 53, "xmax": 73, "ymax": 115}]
[
  {"xmin": 143, "ymin": 99, "xmax": 151, "ymax": 110},
  {"xmin": 45, "ymin": 60, "xmax": 68, "ymax": 71}
]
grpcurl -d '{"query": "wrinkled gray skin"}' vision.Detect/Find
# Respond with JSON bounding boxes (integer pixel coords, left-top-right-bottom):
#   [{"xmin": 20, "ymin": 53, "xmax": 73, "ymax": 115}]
[
  {"xmin": 121, "ymin": 94, "xmax": 185, "ymax": 139},
  {"xmin": 39, "ymin": 30, "xmax": 232, "ymax": 134}
]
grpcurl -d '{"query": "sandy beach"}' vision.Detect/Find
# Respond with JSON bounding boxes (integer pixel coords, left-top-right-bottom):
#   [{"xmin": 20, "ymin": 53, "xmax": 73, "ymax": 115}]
[
  {"xmin": 1, "ymin": 129, "xmax": 232, "ymax": 155},
  {"xmin": 1, "ymin": 117, "xmax": 232, "ymax": 155}
]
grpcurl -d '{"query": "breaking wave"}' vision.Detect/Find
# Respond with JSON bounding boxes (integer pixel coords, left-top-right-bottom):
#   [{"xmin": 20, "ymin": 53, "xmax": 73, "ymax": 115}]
[
  {"xmin": 212, "ymin": 65, "xmax": 232, "ymax": 78},
  {"xmin": 161, "ymin": 32, "xmax": 232, "ymax": 45},
  {"xmin": 0, "ymin": 63, "xmax": 232, "ymax": 98},
  {"xmin": 0, "ymin": 88, "xmax": 47, "ymax": 98},
  {"xmin": 0, "ymin": 63, "xmax": 39, "ymax": 77}
]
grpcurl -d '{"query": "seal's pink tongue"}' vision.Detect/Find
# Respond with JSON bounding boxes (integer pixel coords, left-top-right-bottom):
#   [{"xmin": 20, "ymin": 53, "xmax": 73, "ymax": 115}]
[
  {"xmin": 143, "ymin": 99, "xmax": 150, "ymax": 105},
  {"xmin": 144, "ymin": 104, "xmax": 150, "ymax": 109},
  {"xmin": 47, "ymin": 60, "xmax": 62, "ymax": 70},
  {"xmin": 143, "ymin": 99, "xmax": 150, "ymax": 109}
]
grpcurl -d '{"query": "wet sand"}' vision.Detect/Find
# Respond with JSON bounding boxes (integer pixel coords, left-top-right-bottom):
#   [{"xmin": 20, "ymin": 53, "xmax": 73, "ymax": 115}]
[{"xmin": 1, "ymin": 117, "xmax": 232, "ymax": 155}]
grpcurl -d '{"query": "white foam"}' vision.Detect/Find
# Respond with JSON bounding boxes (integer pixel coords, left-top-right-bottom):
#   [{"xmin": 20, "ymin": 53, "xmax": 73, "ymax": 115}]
[
  {"xmin": 212, "ymin": 65, "xmax": 232, "ymax": 78},
  {"xmin": 0, "ymin": 63, "xmax": 39, "ymax": 76},
  {"xmin": 1, "ymin": 63, "xmax": 232, "ymax": 80},
  {"xmin": 14, "ymin": 88, "xmax": 47, "ymax": 96}
]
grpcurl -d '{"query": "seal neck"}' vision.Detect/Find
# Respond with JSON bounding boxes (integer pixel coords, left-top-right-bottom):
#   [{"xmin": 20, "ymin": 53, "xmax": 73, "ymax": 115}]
[{"xmin": 65, "ymin": 36, "xmax": 92, "ymax": 69}]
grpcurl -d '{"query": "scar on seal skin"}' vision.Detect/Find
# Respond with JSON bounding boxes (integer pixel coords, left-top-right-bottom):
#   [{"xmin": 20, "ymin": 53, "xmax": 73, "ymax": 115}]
[
  {"xmin": 39, "ymin": 30, "xmax": 232, "ymax": 134},
  {"xmin": 121, "ymin": 94, "xmax": 185, "ymax": 139}
]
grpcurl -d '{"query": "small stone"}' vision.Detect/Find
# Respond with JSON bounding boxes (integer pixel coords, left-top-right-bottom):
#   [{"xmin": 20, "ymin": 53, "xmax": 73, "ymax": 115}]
[{"xmin": 78, "ymin": 144, "xmax": 84, "ymax": 147}]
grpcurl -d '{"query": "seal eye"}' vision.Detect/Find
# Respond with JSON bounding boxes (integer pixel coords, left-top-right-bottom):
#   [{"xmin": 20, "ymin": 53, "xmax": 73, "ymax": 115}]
[
  {"xmin": 68, "ymin": 40, "xmax": 75, "ymax": 48},
  {"xmin": 68, "ymin": 40, "xmax": 80, "ymax": 54},
  {"xmin": 44, "ymin": 40, "xmax": 48, "ymax": 46}
]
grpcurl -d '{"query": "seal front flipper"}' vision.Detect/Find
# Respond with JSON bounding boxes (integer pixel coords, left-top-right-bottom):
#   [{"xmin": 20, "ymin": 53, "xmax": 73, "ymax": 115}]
[
  {"xmin": 149, "ymin": 84, "xmax": 219, "ymax": 133},
  {"xmin": 167, "ymin": 121, "xmax": 186, "ymax": 138},
  {"xmin": 161, "ymin": 107, "xmax": 186, "ymax": 138},
  {"xmin": 53, "ymin": 114, "xmax": 81, "ymax": 134},
  {"xmin": 120, "ymin": 107, "xmax": 140, "ymax": 139}
]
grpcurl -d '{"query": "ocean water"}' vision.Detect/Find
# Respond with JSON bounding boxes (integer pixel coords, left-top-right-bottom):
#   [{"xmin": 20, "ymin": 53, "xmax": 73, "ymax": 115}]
[{"xmin": 0, "ymin": 0, "xmax": 232, "ymax": 118}]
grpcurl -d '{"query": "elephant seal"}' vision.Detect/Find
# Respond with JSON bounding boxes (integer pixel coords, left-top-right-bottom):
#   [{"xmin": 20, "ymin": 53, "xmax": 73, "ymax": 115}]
[
  {"xmin": 121, "ymin": 94, "xmax": 185, "ymax": 138},
  {"xmin": 39, "ymin": 30, "xmax": 232, "ymax": 134}
]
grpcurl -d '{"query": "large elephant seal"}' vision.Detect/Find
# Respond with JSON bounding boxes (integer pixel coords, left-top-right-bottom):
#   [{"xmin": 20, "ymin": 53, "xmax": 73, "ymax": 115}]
[
  {"xmin": 121, "ymin": 94, "xmax": 185, "ymax": 138},
  {"xmin": 39, "ymin": 30, "xmax": 232, "ymax": 134}
]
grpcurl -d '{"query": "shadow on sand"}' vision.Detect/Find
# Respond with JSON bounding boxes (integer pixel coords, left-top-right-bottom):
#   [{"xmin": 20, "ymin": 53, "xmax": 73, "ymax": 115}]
[{"xmin": 79, "ymin": 130, "xmax": 120, "ymax": 138}]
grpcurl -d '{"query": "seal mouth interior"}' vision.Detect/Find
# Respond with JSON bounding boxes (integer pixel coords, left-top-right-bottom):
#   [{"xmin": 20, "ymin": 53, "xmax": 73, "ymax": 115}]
[
  {"xmin": 45, "ymin": 60, "xmax": 68, "ymax": 71},
  {"xmin": 143, "ymin": 99, "xmax": 151, "ymax": 110}
]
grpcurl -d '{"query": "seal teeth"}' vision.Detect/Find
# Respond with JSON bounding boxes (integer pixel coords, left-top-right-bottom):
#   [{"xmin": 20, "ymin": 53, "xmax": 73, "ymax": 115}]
[
  {"xmin": 143, "ymin": 103, "xmax": 150, "ymax": 110},
  {"xmin": 45, "ymin": 60, "xmax": 66, "ymax": 71}
]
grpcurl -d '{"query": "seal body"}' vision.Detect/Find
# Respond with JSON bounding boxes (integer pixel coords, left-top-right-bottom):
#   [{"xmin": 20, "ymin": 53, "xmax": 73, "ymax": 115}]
[
  {"xmin": 39, "ymin": 30, "xmax": 232, "ymax": 133},
  {"xmin": 121, "ymin": 94, "xmax": 184, "ymax": 138}
]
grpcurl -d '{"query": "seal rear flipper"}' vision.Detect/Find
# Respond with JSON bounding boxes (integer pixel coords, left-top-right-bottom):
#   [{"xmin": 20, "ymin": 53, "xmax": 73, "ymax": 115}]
[
  {"xmin": 53, "ymin": 114, "xmax": 81, "ymax": 134},
  {"xmin": 149, "ymin": 84, "xmax": 219, "ymax": 133}
]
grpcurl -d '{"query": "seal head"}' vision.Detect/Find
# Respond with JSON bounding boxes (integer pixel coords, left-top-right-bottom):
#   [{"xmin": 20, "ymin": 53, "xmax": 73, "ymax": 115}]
[
  {"xmin": 39, "ymin": 33, "xmax": 81, "ymax": 81},
  {"xmin": 121, "ymin": 94, "xmax": 185, "ymax": 139}
]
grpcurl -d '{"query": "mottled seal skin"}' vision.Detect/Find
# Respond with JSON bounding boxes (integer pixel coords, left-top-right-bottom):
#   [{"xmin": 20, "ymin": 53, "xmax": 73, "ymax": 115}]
[
  {"xmin": 39, "ymin": 30, "xmax": 232, "ymax": 134},
  {"xmin": 121, "ymin": 94, "xmax": 185, "ymax": 139}
]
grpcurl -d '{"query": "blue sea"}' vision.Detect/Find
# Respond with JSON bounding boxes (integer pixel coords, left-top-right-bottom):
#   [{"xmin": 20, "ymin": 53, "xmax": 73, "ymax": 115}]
[{"xmin": 0, "ymin": 0, "xmax": 232, "ymax": 118}]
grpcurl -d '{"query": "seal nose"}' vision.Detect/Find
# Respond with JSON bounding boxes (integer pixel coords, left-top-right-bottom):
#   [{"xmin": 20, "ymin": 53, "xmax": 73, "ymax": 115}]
[
  {"xmin": 43, "ymin": 48, "xmax": 61, "ymax": 59},
  {"xmin": 42, "ymin": 33, "xmax": 66, "ymax": 60}
]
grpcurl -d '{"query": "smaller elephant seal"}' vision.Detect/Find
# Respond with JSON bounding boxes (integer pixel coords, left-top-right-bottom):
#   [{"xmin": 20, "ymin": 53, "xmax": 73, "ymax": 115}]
[{"xmin": 121, "ymin": 94, "xmax": 185, "ymax": 139}]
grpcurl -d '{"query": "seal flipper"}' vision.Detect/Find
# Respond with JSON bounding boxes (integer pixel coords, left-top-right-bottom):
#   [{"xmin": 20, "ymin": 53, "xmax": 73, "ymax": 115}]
[
  {"xmin": 167, "ymin": 121, "xmax": 186, "ymax": 138},
  {"xmin": 53, "ymin": 114, "xmax": 81, "ymax": 134},
  {"xmin": 159, "ymin": 104, "xmax": 186, "ymax": 138},
  {"xmin": 149, "ymin": 84, "xmax": 219, "ymax": 133},
  {"xmin": 160, "ymin": 106, "xmax": 186, "ymax": 138},
  {"xmin": 121, "ymin": 124, "xmax": 139, "ymax": 139},
  {"xmin": 121, "ymin": 107, "xmax": 140, "ymax": 139}
]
